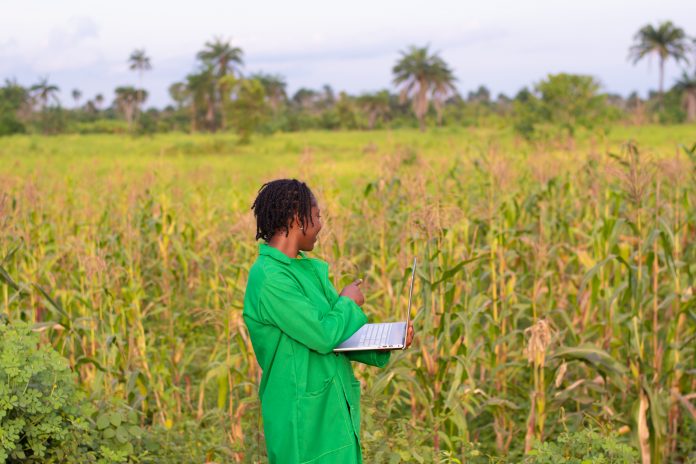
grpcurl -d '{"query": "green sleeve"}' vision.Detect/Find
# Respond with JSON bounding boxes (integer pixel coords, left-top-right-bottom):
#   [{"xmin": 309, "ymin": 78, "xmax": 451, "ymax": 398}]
[
  {"xmin": 258, "ymin": 276, "xmax": 368, "ymax": 354},
  {"xmin": 344, "ymin": 350, "xmax": 391, "ymax": 368}
]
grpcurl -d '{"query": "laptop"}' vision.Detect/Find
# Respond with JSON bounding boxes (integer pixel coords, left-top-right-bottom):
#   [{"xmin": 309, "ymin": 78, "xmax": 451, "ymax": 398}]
[{"xmin": 333, "ymin": 257, "xmax": 416, "ymax": 352}]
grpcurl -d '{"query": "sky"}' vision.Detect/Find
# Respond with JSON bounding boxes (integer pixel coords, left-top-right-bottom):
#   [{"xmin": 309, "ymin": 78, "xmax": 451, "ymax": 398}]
[{"xmin": 1, "ymin": 0, "xmax": 695, "ymax": 108}]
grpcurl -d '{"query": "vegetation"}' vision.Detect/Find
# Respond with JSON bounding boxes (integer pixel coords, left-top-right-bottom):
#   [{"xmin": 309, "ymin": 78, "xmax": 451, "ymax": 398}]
[
  {"xmin": 513, "ymin": 73, "xmax": 619, "ymax": 140},
  {"xmin": 1, "ymin": 21, "xmax": 695, "ymax": 140},
  {"xmin": 392, "ymin": 45, "xmax": 457, "ymax": 131},
  {"xmin": 629, "ymin": 21, "xmax": 691, "ymax": 103},
  {"xmin": 1, "ymin": 14, "xmax": 695, "ymax": 464},
  {"xmin": 1, "ymin": 126, "xmax": 694, "ymax": 462}
]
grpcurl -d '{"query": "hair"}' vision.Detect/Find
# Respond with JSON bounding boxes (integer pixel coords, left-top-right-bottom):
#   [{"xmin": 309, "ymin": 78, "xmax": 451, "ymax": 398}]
[{"xmin": 251, "ymin": 178, "xmax": 316, "ymax": 242}]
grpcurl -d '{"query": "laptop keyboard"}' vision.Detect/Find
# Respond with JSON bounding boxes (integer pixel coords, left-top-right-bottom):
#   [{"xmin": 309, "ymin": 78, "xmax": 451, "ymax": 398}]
[{"xmin": 359, "ymin": 323, "xmax": 392, "ymax": 346}]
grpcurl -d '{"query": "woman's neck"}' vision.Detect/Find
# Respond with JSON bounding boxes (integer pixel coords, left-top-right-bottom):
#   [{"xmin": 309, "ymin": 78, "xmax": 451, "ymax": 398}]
[{"xmin": 268, "ymin": 235, "xmax": 300, "ymax": 259}]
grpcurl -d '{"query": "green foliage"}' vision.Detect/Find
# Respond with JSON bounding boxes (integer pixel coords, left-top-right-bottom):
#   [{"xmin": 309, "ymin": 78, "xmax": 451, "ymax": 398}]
[
  {"xmin": 0, "ymin": 321, "xmax": 165, "ymax": 463},
  {"xmin": 655, "ymin": 87, "xmax": 686, "ymax": 123},
  {"xmin": 525, "ymin": 428, "xmax": 639, "ymax": 464},
  {"xmin": 228, "ymin": 78, "xmax": 269, "ymax": 143},
  {"xmin": 32, "ymin": 106, "xmax": 69, "ymax": 135},
  {"xmin": 0, "ymin": 84, "xmax": 28, "ymax": 136},
  {"xmin": 513, "ymin": 73, "xmax": 619, "ymax": 139},
  {"xmin": 0, "ymin": 127, "xmax": 694, "ymax": 461},
  {"xmin": 0, "ymin": 321, "xmax": 86, "ymax": 462},
  {"xmin": 72, "ymin": 119, "xmax": 130, "ymax": 134}
]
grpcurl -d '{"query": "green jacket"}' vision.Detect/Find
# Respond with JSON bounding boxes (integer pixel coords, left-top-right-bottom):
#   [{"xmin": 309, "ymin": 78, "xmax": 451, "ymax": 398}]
[{"xmin": 243, "ymin": 242, "xmax": 390, "ymax": 464}]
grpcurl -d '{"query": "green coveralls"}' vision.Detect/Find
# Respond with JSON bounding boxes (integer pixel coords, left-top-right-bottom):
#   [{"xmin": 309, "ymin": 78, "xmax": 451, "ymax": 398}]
[{"xmin": 243, "ymin": 242, "xmax": 391, "ymax": 463}]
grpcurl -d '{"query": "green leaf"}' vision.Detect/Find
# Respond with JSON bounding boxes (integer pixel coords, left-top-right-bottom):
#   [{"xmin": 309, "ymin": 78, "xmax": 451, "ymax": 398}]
[
  {"xmin": 128, "ymin": 425, "xmax": 142, "ymax": 438},
  {"xmin": 96, "ymin": 413, "xmax": 110, "ymax": 430},
  {"xmin": 110, "ymin": 412, "xmax": 122, "ymax": 427},
  {"xmin": 554, "ymin": 344, "xmax": 627, "ymax": 389},
  {"xmin": 0, "ymin": 264, "xmax": 19, "ymax": 291},
  {"xmin": 116, "ymin": 426, "xmax": 129, "ymax": 444}
]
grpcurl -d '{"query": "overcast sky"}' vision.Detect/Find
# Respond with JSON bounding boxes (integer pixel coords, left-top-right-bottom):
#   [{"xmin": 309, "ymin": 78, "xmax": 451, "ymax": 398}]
[{"xmin": 1, "ymin": 0, "xmax": 695, "ymax": 108}]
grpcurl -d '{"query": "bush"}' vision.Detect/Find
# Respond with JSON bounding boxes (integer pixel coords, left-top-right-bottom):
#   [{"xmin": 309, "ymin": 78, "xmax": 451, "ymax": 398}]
[
  {"xmin": 0, "ymin": 320, "xmax": 87, "ymax": 462},
  {"xmin": 0, "ymin": 321, "xmax": 158, "ymax": 463},
  {"xmin": 524, "ymin": 428, "xmax": 638, "ymax": 464},
  {"xmin": 72, "ymin": 119, "xmax": 130, "ymax": 134}
]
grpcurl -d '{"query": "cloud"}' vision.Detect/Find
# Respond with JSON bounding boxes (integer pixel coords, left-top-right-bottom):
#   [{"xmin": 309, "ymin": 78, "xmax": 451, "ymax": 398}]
[
  {"xmin": 249, "ymin": 26, "xmax": 507, "ymax": 65},
  {"xmin": 29, "ymin": 17, "xmax": 102, "ymax": 72},
  {"xmin": 48, "ymin": 16, "xmax": 100, "ymax": 47}
]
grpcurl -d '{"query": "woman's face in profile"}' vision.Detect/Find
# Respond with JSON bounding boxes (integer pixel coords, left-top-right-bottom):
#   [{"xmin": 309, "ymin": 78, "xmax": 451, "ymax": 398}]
[{"xmin": 296, "ymin": 201, "xmax": 322, "ymax": 251}]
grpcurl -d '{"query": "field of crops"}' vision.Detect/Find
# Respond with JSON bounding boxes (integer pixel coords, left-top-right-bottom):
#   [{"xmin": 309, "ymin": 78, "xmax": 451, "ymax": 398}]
[{"xmin": 1, "ymin": 125, "xmax": 695, "ymax": 462}]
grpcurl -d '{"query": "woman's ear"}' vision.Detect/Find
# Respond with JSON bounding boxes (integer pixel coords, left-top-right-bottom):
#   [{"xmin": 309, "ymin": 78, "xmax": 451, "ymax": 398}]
[{"xmin": 290, "ymin": 213, "xmax": 303, "ymax": 230}]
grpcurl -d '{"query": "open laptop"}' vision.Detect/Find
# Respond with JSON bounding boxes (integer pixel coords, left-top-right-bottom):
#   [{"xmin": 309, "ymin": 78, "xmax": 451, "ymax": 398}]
[{"xmin": 333, "ymin": 257, "xmax": 416, "ymax": 352}]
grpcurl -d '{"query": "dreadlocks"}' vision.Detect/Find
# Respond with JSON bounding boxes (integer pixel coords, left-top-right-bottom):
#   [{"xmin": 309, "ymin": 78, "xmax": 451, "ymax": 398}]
[{"xmin": 251, "ymin": 179, "xmax": 315, "ymax": 242}]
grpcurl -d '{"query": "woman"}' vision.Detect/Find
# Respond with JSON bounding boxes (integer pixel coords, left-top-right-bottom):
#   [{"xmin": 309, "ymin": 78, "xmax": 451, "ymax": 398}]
[{"xmin": 243, "ymin": 178, "xmax": 414, "ymax": 463}]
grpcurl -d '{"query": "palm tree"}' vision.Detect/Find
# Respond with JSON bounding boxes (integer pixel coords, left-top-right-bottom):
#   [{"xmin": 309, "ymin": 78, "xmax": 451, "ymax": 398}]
[
  {"xmin": 94, "ymin": 93, "xmax": 104, "ymax": 111},
  {"xmin": 128, "ymin": 49, "xmax": 152, "ymax": 116},
  {"xmin": 30, "ymin": 76, "xmax": 60, "ymax": 111},
  {"xmin": 71, "ymin": 89, "xmax": 82, "ymax": 109},
  {"xmin": 674, "ymin": 71, "xmax": 696, "ymax": 122},
  {"xmin": 629, "ymin": 21, "xmax": 691, "ymax": 104},
  {"xmin": 197, "ymin": 37, "xmax": 244, "ymax": 130},
  {"xmin": 114, "ymin": 86, "xmax": 146, "ymax": 129},
  {"xmin": 392, "ymin": 45, "xmax": 456, "ymax": 131},
  {"xmin": 197, "ymin": 37, "xmax": 244, "ymax": 78}
]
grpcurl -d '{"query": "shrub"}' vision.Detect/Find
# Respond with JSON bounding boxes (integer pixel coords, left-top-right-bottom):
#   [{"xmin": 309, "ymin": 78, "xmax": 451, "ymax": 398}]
[
  {"xmin": 0, "ymin": 321, "xmax": 87, "ymax": 462},
  {"xmin": 524, "ymin": 428, "xmax": 639, "ymax": 464}
]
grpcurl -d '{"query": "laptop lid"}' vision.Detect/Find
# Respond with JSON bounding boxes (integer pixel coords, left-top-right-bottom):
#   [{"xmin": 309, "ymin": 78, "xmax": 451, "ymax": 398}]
[{"xmin": 403, "ymin": 257, "xmax": 416, "ymax": 348}]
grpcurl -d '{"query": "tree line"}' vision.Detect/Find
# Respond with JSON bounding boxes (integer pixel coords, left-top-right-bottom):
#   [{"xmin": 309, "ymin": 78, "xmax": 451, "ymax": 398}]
[{"xmin": 1, "ymin": 21, "xmax": 695, "ymax": 140}]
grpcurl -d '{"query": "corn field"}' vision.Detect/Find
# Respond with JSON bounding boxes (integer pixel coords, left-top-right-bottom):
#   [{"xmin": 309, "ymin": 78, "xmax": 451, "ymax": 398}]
[{"xmin": 0, "ymin": 127, "xmax": 695, "ymax": 462}]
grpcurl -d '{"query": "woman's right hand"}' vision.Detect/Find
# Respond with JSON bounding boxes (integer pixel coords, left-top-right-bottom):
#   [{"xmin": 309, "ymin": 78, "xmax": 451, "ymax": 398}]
[{"xmin": 340, "ymin": 278, "xmax": 365, "ymax": 307}]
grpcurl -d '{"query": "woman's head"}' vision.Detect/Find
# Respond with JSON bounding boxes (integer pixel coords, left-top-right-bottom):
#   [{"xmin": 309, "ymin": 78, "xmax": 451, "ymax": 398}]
[{"xmin": 251, "ymin": 178, "xmax": 322, "ymax": 250}]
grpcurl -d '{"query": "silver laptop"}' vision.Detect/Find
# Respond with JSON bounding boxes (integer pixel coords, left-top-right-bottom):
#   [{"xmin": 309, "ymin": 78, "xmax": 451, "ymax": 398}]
[{"xmin": 333, "ymin": 257, "xmax": 416, "ymax": 352}]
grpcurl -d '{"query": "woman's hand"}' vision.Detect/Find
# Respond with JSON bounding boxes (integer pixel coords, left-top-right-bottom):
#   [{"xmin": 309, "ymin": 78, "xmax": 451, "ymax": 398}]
[
  {"xmin": 340, "ymin": 278, "xmax": 365, "ymax": 307},
  {"xmin": 405, "ymin": 321, "xmax": 414, "ymax": 348}
]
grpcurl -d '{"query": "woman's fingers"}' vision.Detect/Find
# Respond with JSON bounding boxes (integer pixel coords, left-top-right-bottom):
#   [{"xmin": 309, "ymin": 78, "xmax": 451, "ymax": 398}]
[
  {"xmin": 406, "ymin": 324, "xmax": 414, "ymax": 347},
  {"xmin": 340, "ymin": 279, "xmax": 365, "ymax": 306}
]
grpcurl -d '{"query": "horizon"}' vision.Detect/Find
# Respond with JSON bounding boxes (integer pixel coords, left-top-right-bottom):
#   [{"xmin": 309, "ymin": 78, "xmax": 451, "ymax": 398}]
[{"xmin": 2, "ymin": 0, "xmax": 695, "ymax": 108}]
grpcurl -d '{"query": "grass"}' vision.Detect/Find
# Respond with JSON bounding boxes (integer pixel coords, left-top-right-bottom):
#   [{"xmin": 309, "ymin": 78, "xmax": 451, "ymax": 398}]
[{"xmin": 0, "ymin": 124, "xmax": 695, "ymax": 462}]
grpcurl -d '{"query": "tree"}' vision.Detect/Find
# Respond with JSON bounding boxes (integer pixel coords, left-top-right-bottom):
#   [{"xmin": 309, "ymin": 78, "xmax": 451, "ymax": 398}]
[
  {"xmin": 392, "ymin": 45, "xmax": 456, "ymax": 131},
  {"xmin": 512, "ymin": 73, "xmax": 615, "ymax": 139},
  {"xmin": 292, "ymin": 88, "xmax": 321, "ymax": 113},
  {"xmin": 197, "ymin": 37, "xmax": 244, "ymax": 131},
  {"xmin": 128, "ymin": 49, "xmax": 152, "ymax": 116},
  {"xmin": 197, "ymin": 37, "xmax": 244, "ymax": 78},
  {"xmin": 467, "ymin": 85, "xmax": 491, "ymax": 104},
  {"xmin": 0, "ymin": 79, "xmax": 30, "ymax": 135},
  {"xmin": 186, "ymin": 67, "xmax": 217, "ymax": 132},
  {"xmin": 335, "ymin": 91, "xmax": 358, "ymax": 129},
  {"xmin": 168, "ymin": 82, "xmax": 188, "ymax": 110},
  {"xmin": 228, "ymin": 78, "xmax": 268, "ymax": 143},
  {"xmin": 94, "ymin": 93, "xmax": 104, "ymax": 111},
  {"xmin": 114, "ymin": 86, "xmax": 147, "ymax": 129},
  {"xmin": 674, "ymin": 71, "xmax": 696, "ymax": 122},
  {"xmin": 30, "ymin": 76, "xmax": 60, "ymax": 111},
  {"xmin": 71, "ymin": 89, "xmax": 82, "ymax": 109},
  {"xmin": 629, "ymin": 21, "xmax": 691, "ymax": 104},
  {"xmin": 430, "ymin": 57, "xmax": 458, "ymax": 125},
  {"xmin": 251, "ymin": 73, "xmax": 287, "ymax": 112},
  {"xmin": 357, "ymin": 90, "xmax": 391, "ymax": 129}
]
